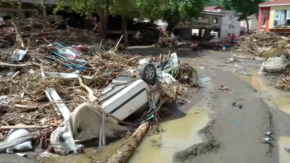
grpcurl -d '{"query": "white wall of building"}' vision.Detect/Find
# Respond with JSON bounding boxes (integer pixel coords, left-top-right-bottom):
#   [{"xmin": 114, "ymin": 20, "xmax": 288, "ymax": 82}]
[
  {"xmin": 240, "ymin": 18, "xmax": 258, "ymax": 31},
  {"xmin": 220, "ymin": 11, "xmax": 241, "ymax": 39}
]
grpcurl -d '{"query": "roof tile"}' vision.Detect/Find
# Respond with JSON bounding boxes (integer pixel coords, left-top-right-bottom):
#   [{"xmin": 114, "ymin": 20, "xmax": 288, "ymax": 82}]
[{"xmin": 260, "ymin": 0, "xmax": 290, "ymax": 6}]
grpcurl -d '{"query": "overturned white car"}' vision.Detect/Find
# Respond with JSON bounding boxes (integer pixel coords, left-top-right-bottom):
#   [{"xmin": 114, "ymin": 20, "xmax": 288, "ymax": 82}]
[{"xmin": 47, "ymin": 53, "xmax": 179, "ymax": 154}]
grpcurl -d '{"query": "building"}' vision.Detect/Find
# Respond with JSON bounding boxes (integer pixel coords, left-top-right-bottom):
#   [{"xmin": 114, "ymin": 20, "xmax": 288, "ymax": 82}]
[
  {"xmin": 240, "ymin": 14, "xmax": 258, "ymax": 31},
  {"xmin": 258, "ymin": 0, "xmax": 290, "ymax": 32},
  {"xmin": 205, "ymin": 6, "xmax": 241, "ymax": 39},
  {"xmin": 175, "ymin": 9, "xmax": 225, "ymax": 40}
]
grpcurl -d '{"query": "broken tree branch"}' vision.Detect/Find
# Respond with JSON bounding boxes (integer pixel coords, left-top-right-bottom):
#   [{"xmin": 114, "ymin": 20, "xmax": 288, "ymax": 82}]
[
  {"xmin": 0, "ymin": 125, "xmax": 49, "ymax": 130},
  {"xmin": 78, "ymin": 77, "xmax": 98, "ymax": 102},
  {"xmin": 11, "ymin": 22, "xmax": 25, "ymax": 49},
  {"xmin": 0, "ymin": 62, "xmax": 33, "ymax": 68},
  {"xmin": 114, "ymin": 35, "xmax": 123, "ymax": 52}
]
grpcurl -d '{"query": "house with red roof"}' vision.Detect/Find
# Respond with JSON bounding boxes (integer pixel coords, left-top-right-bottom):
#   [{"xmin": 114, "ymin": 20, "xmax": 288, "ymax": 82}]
[{"xmin": 258, "ymin": 0, "xmax": 290, "ymax": 32}]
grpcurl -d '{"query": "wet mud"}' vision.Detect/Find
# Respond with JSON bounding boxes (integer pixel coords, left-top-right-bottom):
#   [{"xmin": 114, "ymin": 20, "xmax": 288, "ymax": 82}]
[{"xmin": 173, "ymin": 120, "xmax": 219, "ymax": 163}]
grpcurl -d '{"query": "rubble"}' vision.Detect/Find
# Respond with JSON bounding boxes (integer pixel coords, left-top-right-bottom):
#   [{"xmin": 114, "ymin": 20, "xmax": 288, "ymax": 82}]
[
  {"xmin": 238, "ymin": 33, "xmax": 290, "ymax": 92},
  {"xmin": 238, "ymin": 33, "xmax": 290, "ymax": 57},
  {"xmin": 0, "ymin": 18, "xmax": 199, "ymax": 159},
  {"xmin": 0, "ymin": 18, "xmax": 99, "ymax": 48}
]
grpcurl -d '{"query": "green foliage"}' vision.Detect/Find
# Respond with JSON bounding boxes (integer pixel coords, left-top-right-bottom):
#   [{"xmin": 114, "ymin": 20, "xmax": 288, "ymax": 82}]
[
  {"xmin": 220, "ymin": 0, "xmax": 232, "ymax": 10},
  {"xmin": 220, "ymin": 0, "xmax": 265, "ymax": 20},
  {"xmin": 55, "ymin": 0, "xmax": 107, "ymax": 18},
  {"xmin": 206, "ymin": 0, "xmax": 220, "ymax": 6},
  {"xmin": 162, "ymin": 0, "xmax": 206, "ymax": 25}
]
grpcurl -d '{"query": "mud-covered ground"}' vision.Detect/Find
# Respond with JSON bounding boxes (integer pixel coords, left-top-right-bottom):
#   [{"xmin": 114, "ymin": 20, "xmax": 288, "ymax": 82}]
[
  {"xmin": 2, "ymin": 49, "xmax": 289, "ymax": 163},
  {"xmin": 172, "ymin": 51, "xmax": 278, "ymax": 163},
  {"xmin": 128, "ymin": 49, "xmax": 282, "ymax": 163}
]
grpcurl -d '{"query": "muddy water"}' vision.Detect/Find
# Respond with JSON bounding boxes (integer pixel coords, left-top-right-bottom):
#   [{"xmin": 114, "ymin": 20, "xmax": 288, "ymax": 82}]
[
  {"xmin": 234, "ymin": 70, "xmax": 290, "ymax": 115},
  {"xmin": 278, "ymin": 136, "xmax": 290, "ymax": 163},
  {"xmin": 43, "ymin": 137, "xmax": 128, "ymax": 163},
  {"xmin": 42, "ymin": 107, "xmax": 209, "ymax": 163},
  {"xmin": 234, "ymin": 70, "xmax": 290, "ymax": 163},
  {"xmin": 128, "ymin": 106, "xmax": 209, "ymax": 163}
]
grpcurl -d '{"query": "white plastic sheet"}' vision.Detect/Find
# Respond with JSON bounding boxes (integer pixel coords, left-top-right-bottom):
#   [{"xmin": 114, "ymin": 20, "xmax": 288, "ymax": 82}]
[
  {"xmin": 5, "ymin": 125, "xmax": 32, "ymax": 153},
  {"xmin": 50, "ymin": 103, "xmax": 128, "ymax": 154},
  {"xmin": 259, "ymin": 55, "xmax": 288, "ymax": 73}
]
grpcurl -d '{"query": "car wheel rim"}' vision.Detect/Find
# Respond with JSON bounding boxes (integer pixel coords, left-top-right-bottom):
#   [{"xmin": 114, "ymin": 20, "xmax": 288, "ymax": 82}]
[{"xmin": 145, "ymin": 66, "xmax": 155, "ymax": 79}]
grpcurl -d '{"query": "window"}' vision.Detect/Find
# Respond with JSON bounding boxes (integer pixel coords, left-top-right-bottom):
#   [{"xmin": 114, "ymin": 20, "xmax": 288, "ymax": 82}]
[
  {"xmin": 274, "ymin": 10, "xmax": 281, "ymax": 27},
  {"xmin": 274, "ymin": 10, "xmax": 290, "ymax": 26},
  {"xmin": 262, "ymin": 11, "xmax": 268, "ymax": 26},
  {"xmin": 287, "ymin": 10, "xmax": 290, "ymax": 19},
  {"xmin": 213, "ymin": 18, "xmax": 218, "ymax": 24}
]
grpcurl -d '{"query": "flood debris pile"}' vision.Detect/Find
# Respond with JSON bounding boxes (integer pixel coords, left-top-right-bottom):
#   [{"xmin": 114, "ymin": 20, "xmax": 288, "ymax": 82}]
[
  {"xmin": 240, "ymin": 33, "xmax": 290, "ymax": 92},
  {"xmin": 0, "ymin": 28, "xmax": 199, "ymax": 161},
  {"xmin": 238, "ymin": 33, "xmax": 290, "ymax": 57},
  {"xmin": 0, "ymin": 18, "xmax": 99, "ymax": 47}
]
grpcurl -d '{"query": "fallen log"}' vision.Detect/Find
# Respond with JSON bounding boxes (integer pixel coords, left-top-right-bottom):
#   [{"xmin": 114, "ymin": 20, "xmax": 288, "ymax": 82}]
[{"xmin": 106, "ymin": 122, "xmax": 150, "ymax": 163}]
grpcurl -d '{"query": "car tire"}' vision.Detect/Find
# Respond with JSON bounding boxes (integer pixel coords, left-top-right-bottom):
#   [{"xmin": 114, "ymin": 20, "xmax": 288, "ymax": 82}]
[{"xmin": 140, "ymin": 63, "xmax": 157, "ymax": 85}]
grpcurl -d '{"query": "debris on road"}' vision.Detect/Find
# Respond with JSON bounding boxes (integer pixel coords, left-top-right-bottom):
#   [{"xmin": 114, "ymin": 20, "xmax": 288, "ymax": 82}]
[
  {"xmin": 201, "ymin": 76, "xmax": 211, "ymax": 83},
  {"xmin": 285, "ymin": 147, "xmax": 290, "ymax": 153},
  {"xmin": 231, "ymin": 101, "xmax": 236, "ymax": 106},
  {"xmin": 238, "ymin": 33, "xmax": 289, "ymax": 57},
  {"xmin": 0, "ymin": 19, "xmax": 200, "ymax": 159},
  {"xmin": 241, "ymin": 70, "xmax": 251, "ymax": 76},
  {"xmin": 219, "ymin": 85, "xmax": 232, "ymax": 92},
  {"xmin": 275, "ymin": 75, "xmax": 290, "ymax": 91}
]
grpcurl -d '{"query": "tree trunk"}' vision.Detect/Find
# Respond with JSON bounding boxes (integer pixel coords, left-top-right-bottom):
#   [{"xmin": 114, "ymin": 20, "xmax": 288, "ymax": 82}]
[
  {"xmin": 245, "ymin": 17, "xmax": 250, "ymax": 34},
  {"xmin": 166, "ymin": 21, "xmax": 175, "ymax": 36},
  {"xmin": 106, "ymin": 122, "xmax": 150, "ymax": 163},
  {"xmin": 121, "ymin": 15, "xmax": 128, "ymax": 47},
  {"xmin": 17, "ymin": 0, "xmax": 23, "ymax": 18},
  {"xmin": 97, "ymin": 0, "xmax": 109, "ymax": 39},
  {"xmin": 41, "ymin": 0, "xmax": 47, "ymax": 18}
]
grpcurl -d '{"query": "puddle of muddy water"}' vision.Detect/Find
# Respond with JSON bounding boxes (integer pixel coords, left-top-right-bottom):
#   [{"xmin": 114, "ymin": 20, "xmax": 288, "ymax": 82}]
[
  {"xmin": 278, "ymin": 136, "xmax": 290, "ymax": 163},
  {"xmin": 233, "ymin": 70, "xmax": 268, "ymax": 91},
  {"xmin": 128, "ymin": 106, "xmax": 209, "ymax": 163},
  {"xmin": 42, "ymin": 137, "xmax": 128, "ymax": 163}
]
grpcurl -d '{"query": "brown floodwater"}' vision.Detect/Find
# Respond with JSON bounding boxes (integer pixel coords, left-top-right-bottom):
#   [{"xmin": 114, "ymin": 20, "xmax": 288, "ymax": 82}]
[{"xmin": 128, "ymin": 106, "xmax": 209, "ymax": 163}]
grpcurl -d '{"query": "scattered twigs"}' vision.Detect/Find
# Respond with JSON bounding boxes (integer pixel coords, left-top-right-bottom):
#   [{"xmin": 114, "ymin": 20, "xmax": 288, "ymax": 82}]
[
  {"xmin": 11, "ymin": 71, "xmax": 20, "ymax": 78},
  {"xmin": 275, "ymin": 75, "xmax": 290, "ymax": 91},
  {"xmin": 78, "ymin": 77, "xmax": 98, "ymax": 102},
  {"xmin": 11, "ymin": 22, "xmax": 25, "ymax": 49},
  {"xmin": 114, "ymin": 35, "xmax": 123, "ymax": 52},
  {"xmin": 0, "ymin": 62, "xmax": 33, "ymax": 67}
]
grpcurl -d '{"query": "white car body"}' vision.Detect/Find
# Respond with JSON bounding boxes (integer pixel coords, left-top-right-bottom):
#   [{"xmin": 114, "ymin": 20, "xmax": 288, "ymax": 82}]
[{"xmin": 100, "ymin": 79, "xmax": 160, "ymax": 121}]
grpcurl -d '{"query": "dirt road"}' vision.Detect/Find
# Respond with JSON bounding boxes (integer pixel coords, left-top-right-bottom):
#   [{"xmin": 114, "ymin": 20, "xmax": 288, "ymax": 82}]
[{"xmin": 173, "ymin": 51, "xmax": 281, "ymax": 163}]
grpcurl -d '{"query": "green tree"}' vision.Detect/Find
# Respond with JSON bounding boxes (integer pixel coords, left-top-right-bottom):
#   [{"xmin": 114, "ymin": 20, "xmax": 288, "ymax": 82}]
[
  {"xmin": 112, "ymin": 0, "xmax": 207, "ymax": 35},
  {"xmin": 55, "ymin": 0, "xmax": 109, "ymax": 38},
  {"xmin": 162, "ymin": 0, "xmax": 207, "ymax": 34},
  {"xmin": 220, "ymin": 0, "xmax": 265, "ymax": 33},
  {"xmin": 206, "ymin": 0, "xmax": 220, "ymax": 6},
  {"xmin": 220, "ymin": 0, "xmax": 232, "ymax": 10}
]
